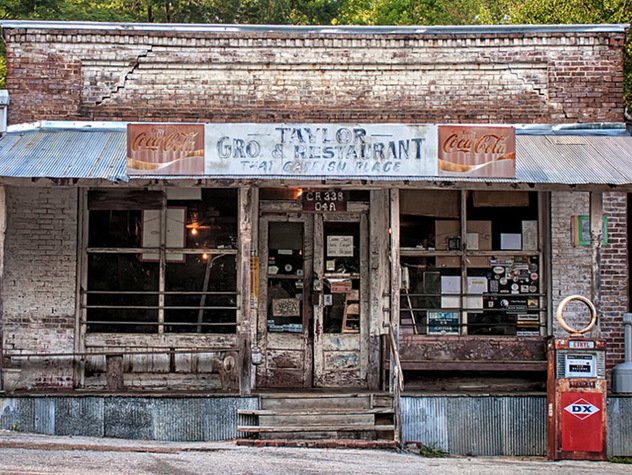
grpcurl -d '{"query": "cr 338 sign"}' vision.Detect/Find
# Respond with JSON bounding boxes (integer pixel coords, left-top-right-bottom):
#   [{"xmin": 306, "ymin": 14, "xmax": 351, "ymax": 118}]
[{"xmin": 302, "ymin": 190, "xmax": 348, "ymax": 212}]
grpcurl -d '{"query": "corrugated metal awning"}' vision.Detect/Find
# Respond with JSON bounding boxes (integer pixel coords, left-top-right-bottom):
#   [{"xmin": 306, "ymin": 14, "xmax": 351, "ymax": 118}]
[
  {"xmin": 0, "ymin": 122, "xmax": 631, "ymax": 187},
  {"xmin": 0, "ymin": 124, "xmax": 128, "ymax": 182}
]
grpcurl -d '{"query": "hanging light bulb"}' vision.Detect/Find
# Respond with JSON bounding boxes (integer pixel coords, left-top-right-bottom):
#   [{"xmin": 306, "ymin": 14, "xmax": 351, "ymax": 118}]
[{"xmin": 202, "ymin": 252, "xmax": 209, "ymax": 260}]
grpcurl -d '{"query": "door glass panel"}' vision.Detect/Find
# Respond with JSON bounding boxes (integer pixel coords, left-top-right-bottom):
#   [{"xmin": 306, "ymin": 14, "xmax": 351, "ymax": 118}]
[
  {"xmin": 267, "ymin": 222, "xmax": 304, "ymax": 333},
  {"xmin": 322, "ymin": 221, "xmax": 360, "ymax": 334}
]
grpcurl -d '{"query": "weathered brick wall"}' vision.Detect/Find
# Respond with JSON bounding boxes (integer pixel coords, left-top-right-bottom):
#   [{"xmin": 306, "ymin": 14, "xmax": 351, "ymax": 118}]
[
  {"xmin": 3, "ymin": 26, "xmax": 626, "ymax": 125},
  {"xmin": 551, "ymin": 191, "xmax": 592, "ymax": 334},
  {"xmin": 2, "ymin": 186, "xmax": 78, "ymax": 389},
  {"xmin": 550, "ymin": 191, "xmax": 628, "ymax": 369},
  {"xmin": 601, "ymin": 192, "xmax": 628, "ymax": 369}
]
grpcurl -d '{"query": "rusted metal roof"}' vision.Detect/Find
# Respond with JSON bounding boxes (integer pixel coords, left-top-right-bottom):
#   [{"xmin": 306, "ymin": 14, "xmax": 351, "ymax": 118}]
[
  {"xmin": 0, "ymin": 121, "xmax": 631, "ymax": 186},
  {"xmin": 0, "ymin": 122, "xmax": 128, "ymax": 182}
]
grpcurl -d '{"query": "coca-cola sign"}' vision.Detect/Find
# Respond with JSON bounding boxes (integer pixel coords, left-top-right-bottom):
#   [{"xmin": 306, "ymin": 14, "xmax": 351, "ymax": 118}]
[
  {"xmin": 127, "ymin": 124, "xmax": 204, "ymax": 175},
  {"xmin": 125, "ymin": 123, "xmax": 518, "ymax": 179},
  {"xmin": 438, "ymin": 125, "xmax": 515, "ymax": 178}
]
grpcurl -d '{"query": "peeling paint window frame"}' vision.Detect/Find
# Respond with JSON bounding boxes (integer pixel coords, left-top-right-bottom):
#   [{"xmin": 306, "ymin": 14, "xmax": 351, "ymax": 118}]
[
  {"xmin": 82, "ymin": 188, "xmax": 239, "ymax": 334},
  {"xmin": 399, "ymin": 190, "xmax": 546, "ymax": 337}
]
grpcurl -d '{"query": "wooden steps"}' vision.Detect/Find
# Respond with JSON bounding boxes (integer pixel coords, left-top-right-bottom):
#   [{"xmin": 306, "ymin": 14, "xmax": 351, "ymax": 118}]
[{"xmin": 237, "ymin": 393, "xmax": 395, "ymax": 443}]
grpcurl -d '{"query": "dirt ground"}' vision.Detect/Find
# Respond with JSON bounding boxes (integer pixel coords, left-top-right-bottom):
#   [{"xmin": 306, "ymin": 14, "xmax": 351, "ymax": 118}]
[{"xmin": 0, "ymin": 431, "xmax": 629, "ymax": 475}]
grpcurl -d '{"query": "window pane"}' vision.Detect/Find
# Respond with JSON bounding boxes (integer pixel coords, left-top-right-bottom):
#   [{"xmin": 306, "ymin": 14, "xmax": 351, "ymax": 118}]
[
  {"xmin": 86, "ymin": 254, "xmax": 158, "ymax": 333},
  {"xmin": 88, "ymin": 210, "xmax": 142, "ymax": 248},
  {"xmin": 323, "ymin": 221, "xmax": 361, "ymax": 333},
  {"xmin": 164, "ymin": 254, "xmax": 237, "ymax": 333},
  {"xmin": 400, "ymin": 256, "xmax": 460, "ymax": 335},
  {"xmin": 324, "ymin": 221, "xmax": 360, "ymax": 274},
  {"xmin": 400, "ymin": 190, "xmax": 461, "ymax": 249},
  {"xmin": 467, "ymin": 191, "xmax": 538, "ymax": 251},
  {"xmin": 169, "ymin": 188, "xmax": 238, "ymax": 249},
  {"xmin": 466, "ymin": 255, "xmax": 542, "ymax": 336},
  {"xmin": 267, "ymin": 222, "xmax": 304, "ymax": 333}
]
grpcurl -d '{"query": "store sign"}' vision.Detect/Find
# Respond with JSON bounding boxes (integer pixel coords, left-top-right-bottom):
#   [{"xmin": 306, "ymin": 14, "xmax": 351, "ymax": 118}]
[
  {"xmin": 127, "ymin": 123, "xmax": 516, "ymax": 179},
  {"xmin": 302, "ymin": 190, "xmax": 347, "ymax": 212},
  {"xmin": 127, "ymin": 124, "xmax": 205, "ymax": 175},
  {"xmin": 208, "ymin": 124, "xmax": 438, "ymax": 178},
  {"xmin": 438, "ymin": 125, "xmax": 516, "ymax": 178}
]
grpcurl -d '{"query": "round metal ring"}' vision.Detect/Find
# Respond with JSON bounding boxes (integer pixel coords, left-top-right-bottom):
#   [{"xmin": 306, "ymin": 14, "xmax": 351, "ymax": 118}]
[{"xmin": 555, "ymin": 295, "xmax": 597, "ymax": 335}]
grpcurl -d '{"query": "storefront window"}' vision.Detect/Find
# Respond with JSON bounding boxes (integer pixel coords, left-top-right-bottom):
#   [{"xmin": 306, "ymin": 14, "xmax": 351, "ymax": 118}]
[
  {"xmin": 266, "ymin": 222, "xmax": 305, "ymax": 333},
  {"xmin": 399, "ymin": 190, "xmax": 544, "ymax": 336},
  {"xmin": 85, "ymin": 188, "xmax": 238, "ymax": 334}
]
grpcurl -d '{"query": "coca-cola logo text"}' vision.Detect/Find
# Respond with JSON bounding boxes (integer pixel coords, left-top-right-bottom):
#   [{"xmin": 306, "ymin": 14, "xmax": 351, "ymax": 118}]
[
  {"xmin": 442, "ymin": 133, "xmax": 508, "ymax": 155},
  {"xmin": 131, "ymin": 131, "xmax": 199, "ymax": 153}
]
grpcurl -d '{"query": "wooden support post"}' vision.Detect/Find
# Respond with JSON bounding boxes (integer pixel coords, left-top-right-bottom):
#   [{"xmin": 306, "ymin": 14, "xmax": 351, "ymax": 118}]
[
  {"xmin": 75, "ymin": 188, "xmax": 88, "ymax": 388},
  {"xmin": 369, "ymin": 190, "xmax": 389, "ymax": 389},
  {"xmin": 106, "ymin": 354, "xmax": 124, "ymax": 391},
  {"xmin": 590, "ymin": 191, "xmax": 603, "ymax": 337},
  {"xmin": 238, "ymin": 187, "xmax": 253, "ymax": 395}
]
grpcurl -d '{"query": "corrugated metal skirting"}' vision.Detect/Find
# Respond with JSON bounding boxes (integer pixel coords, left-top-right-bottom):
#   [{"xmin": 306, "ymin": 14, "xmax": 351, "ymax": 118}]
[
  {"xmin": 0, "ymin": 396, "xmax": 257, "ymax": 441},
  {"xmin": 402, "ymin": 396, "xmax": 632, "ymax": 456},
  {"xmin": 402, "ymin": 396, "xmax": 546, "ymax": 456},
  {"xmin": 608, "ymin": 396, "xmax": 632, "ymax": 457}
]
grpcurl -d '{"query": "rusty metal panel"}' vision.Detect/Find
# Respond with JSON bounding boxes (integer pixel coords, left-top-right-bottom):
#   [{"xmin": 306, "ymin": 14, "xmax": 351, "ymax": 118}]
[
  {"xmin": 0, "ymin": 125, "xmax": 127, "ymax": 181},
  {"xmin": 0, "ymin": 398, "xmax": 20, "ymax": 430},
  {"xmin": 0, "ymin": 396, "xmax": 257, "ymax": 441},
  {"xmin": 54, "ymin": 397, "xmax": 104, "ymax": 437},
  {"xmin": 446, "ymin": 397, "xmax": 503, "ymax": 456},
  {"xmin": 499, "ymin": 397, "xmax": 547, "ymax": 456},
  {"xmin": 401, "ymin": 396, "xmax": 449, "ymax": 451},
  {"xmin": 204, "ymin": 397, "xmax": 259, "ymax": 441},
  {"xmin": 402, "ymin": 396, "xmax": 546, "ymax": 456},
  {"xmin": 608, "ymin": 396, "xmax": 632, "ymax": 457}
]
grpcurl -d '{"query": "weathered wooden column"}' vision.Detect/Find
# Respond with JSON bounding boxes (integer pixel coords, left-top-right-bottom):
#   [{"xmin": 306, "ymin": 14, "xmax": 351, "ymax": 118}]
[
  {"xmin": 590, "ymin": 191, "xmax": 603, "ymax": 337},
  {"xmin": 368, "ymin": 190, "xmax": 390, "ymax": 390},
  {"xmin": 238, "ymin": 186, "xmax": 254, "ymax": 395},
  {"xmin": 389, "ymin": 188, "xmax": 402, "ymax": 444}
]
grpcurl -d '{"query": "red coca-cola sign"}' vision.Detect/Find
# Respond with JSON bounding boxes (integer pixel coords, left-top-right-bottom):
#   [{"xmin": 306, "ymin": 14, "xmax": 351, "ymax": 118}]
[
  {"xmin": 438, "ymin": 125, "xmax": 516, "ymax": 178},
  {"xmin": 127, "ymin": 124, "xmax": 205, "ymax": 175}
]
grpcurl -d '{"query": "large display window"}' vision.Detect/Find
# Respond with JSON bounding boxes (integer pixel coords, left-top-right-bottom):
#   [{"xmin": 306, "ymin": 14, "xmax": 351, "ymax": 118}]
[
  {"xmin": 85, "ymin": 188, "xmax": 238, "ymax": 334},
  {"xmin": 399, "ymin": 190, "xmax": 545, "ymax": 336}
]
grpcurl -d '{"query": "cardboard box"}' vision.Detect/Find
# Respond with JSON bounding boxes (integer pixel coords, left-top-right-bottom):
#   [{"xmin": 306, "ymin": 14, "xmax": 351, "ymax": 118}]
[
  {"xmin": 466, "ymin": 256, "xmax": 491, "ymax": 268},
  {"xmin": 435, "ymin": 220, "xmax": 460, "ymax": 250},
  {"xmin": 522, "ymin": 220, "xmax": 538, "ymax": 250},
  {"xmin": 466, "ymin": 221, "xmax": 492, "ymax": 250},
  {"xmin": 400, "ymin": 190, "xmax": 459, "ymax": 218},
  {"xmin": 435, "ymin": 256, "xmax": 460, "ymax": 268}
]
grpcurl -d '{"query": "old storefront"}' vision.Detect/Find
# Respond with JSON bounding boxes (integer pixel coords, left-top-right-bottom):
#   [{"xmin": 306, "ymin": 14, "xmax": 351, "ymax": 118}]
[{"xmin": 0, "ymin": 21, "xmax": 631, "ymax": 453}]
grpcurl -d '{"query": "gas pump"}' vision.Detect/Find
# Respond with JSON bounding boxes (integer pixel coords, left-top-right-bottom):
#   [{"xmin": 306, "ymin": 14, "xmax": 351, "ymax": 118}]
[{"xmin": 547, "ymin": 295, "xmax": 607, "ymax": 461}]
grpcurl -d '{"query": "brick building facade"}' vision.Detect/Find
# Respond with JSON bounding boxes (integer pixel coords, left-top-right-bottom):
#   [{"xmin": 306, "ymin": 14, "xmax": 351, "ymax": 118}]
[{"xmin": 0, "ymin": 22, "xmax": 629, "ymax": 398}]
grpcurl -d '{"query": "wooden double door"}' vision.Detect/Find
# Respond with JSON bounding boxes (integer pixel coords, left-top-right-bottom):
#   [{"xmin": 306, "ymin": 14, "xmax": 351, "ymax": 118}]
[{"xmin": 258, "ymin": 212, "xmax": 369, "ymax": 388}]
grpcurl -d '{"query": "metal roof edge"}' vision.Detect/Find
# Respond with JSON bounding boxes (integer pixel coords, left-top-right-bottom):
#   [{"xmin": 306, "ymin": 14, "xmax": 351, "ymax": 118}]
[
  {"xmin": 7, "ymin": 121, "xmax": 129, "ymax": 133},
  {"xmin": 0, "ymin": 20, "xmax": 628, "ymax": 35},
  {"xmin": 5, "ymin": 120, "xmax": 629, "ymax": 136},
  {"xmin": 516, "ymin": 123, "xmax": 629, "ymax": 136}
]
